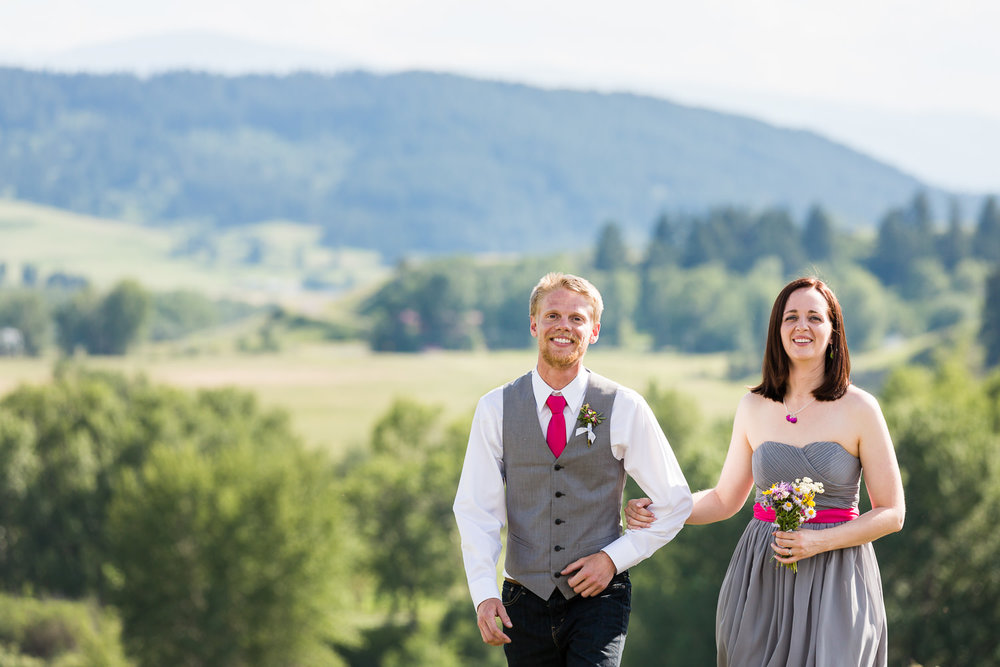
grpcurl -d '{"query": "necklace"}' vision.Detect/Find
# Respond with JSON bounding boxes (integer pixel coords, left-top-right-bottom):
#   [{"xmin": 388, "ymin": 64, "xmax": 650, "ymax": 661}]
[{"xmin": 783, "ymin": 396, "xmax": 817, "ymax": 424}]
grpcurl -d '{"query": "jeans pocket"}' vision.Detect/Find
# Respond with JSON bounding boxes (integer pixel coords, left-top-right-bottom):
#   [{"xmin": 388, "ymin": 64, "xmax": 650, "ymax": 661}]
[{"xmin": 502, "ymin": 581, "xmax": 526, "ymax": 607}]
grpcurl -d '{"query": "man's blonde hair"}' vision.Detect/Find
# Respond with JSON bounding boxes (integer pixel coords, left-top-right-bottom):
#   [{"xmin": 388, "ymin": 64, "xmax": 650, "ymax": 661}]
[{"xmin": 528, "ymin": 272, "xmax": 604, "ymax": 323}]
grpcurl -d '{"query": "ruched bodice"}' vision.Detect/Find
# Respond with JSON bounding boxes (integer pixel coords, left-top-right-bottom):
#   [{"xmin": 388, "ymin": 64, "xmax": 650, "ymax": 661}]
[
  {"xmin": 751, "ymin": 441, "xmax": 860, "ymax": 512},
  {"xmin": 716, "ymin": 440, "xmax": 887, "ymax": 666}
]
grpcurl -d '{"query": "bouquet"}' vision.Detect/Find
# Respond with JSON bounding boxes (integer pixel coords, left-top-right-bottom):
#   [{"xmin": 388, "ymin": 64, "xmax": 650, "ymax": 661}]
[{"xmin": 760, "ymin": 477, "xmax": 825, "ymax": 573}]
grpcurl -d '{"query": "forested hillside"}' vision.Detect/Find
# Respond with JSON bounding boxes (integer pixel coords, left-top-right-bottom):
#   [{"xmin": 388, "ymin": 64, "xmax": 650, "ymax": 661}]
[{"xmin": 0, "ymin": 67, "xmax": 971, "ymax": 258}]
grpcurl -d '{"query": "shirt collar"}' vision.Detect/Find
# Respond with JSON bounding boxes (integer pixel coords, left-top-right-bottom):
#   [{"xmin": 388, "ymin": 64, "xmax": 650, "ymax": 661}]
[{"xmin": 531, "ymin": 367, "xmax": 590, "ymax": 414}]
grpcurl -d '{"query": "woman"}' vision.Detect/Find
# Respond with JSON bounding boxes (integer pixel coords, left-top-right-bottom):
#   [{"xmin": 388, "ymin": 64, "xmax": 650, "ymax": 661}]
[{"xmin": 626, "ymin": 276, "xmax": 905, "ymax": 666}]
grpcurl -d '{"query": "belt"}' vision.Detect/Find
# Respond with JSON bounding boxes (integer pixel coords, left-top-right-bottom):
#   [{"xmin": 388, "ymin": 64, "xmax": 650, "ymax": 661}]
[
  {"xmin": 753, "ymin": 502, "xmax": 859, "ymax": 524},
  {"xmin": 504, "ymin": 572, "xmax": 629, "ymax": 588}
]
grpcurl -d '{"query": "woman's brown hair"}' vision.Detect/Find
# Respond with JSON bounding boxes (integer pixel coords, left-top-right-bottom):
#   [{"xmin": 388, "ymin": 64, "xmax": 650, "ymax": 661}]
[{"xmin": 750, "ymin": 276, "xmax": 850, "ymax": 402}]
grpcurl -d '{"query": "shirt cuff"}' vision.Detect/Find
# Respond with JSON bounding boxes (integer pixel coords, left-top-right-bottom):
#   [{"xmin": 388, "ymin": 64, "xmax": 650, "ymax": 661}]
[
  {"xmin": 469, "ymin": 578, "xmax": 503, "ymax": 611},
  {"xmin": 600, "ymin": 537, "xmax": 640, "ymax": 574}
]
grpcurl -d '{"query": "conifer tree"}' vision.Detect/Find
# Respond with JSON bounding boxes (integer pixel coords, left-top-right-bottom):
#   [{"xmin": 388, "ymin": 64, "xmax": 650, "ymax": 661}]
[
  {"xmin": 982, "ymin": 265, "xmax": 1000, "ymax": 368},
  {"xmin": 902, "ymin": 190, "xmax": 935, "ymax": 259},
  {"xmin": 869, "ymin": 208, "xmax": 912, "ymax": 286},
  {"xmin": 593, "ymin": 220, "xmax": 629, "ymax": 271},
  {"xmin": 749, "ymin": 207, "xmax": 804, "ymax": 273},
  {"xmin": 802, "ymin": 204, "xmax": 835, "ymax": 262},
  {"xmin": 973, "ymin": 196, "xmax": 1000, "ymax": 263},
  {"xmin": 937, "ymin": 199, "xmax": 968, "ymax": 270},
  {"xmin": 643, "ymin": 213, "xmax": 678, "ymax": 270}
]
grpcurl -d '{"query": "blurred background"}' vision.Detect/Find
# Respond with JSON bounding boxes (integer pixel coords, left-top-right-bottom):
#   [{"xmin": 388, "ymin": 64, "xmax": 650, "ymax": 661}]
[{"xmin": 0, "ymin": 2, "xmax": 998, "ymax": 665}]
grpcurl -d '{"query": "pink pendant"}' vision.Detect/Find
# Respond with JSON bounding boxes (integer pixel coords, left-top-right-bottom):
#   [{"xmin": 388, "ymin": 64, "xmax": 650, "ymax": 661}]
[{"xmin": 786, "ymin": 415, "xmax": 797, "ymax": 424}]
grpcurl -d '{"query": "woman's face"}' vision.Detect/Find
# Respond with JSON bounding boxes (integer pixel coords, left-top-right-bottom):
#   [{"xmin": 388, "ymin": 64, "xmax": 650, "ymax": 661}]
[{"xmin": 780, "ymin": 287, "xmax": 833, "ymax": 364}]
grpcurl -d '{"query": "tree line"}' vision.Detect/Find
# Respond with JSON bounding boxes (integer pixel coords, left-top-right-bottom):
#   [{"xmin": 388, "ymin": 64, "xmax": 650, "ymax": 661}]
[
  {"xmin": 0, "ymin": 349, "xmax": 997, "ymax": 665},
  {"xmin": 4, "ymin": 191, "xmax": 997, "ymax": 364},
  {"xmin": 364, "ymin": 192, "xmax": 1000, "ymax": 368},
  {"xmin": 0, "ymin": 274, "xmax": 259, "ymax": 357}
]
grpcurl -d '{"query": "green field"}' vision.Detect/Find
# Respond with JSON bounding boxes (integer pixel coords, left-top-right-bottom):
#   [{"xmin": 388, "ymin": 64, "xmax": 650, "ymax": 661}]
[
  {"xmin": 0, "ymin": 198, "xmax": 387, "ymax": 308},
  {"xmin": 0, "ymin": 337, "xmax": 926, "ymax": 459},
  {"xmin": 0, "ymin": 344, "xmax": 753, "ymax": 456}
]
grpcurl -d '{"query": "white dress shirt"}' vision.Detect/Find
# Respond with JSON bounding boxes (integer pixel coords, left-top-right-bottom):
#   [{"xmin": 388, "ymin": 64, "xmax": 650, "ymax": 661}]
[{"xmin": 453, "ymin": 367, "xmax": 693, "ymax": 610}]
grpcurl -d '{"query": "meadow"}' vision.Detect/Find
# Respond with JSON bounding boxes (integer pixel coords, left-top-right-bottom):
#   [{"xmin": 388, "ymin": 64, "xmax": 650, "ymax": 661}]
[
  {"xmin": 0, "ymin": 198, "xmax": 386, "ymax": 309},
  {"xmin": 0, "ymin": 335, "xmax": 925, "ymax": 458}
]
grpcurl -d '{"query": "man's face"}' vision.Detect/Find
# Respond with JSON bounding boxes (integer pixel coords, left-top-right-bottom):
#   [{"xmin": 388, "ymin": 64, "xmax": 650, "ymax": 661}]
[{"xmin": 530, "ymin": 287, "xmax": 600, "ymax": 370}]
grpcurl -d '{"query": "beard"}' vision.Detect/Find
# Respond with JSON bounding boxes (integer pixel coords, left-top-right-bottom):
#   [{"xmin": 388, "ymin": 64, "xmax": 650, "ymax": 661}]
[{"xmin": 539, "ymin": 336, "xmax": 585, "ymax": 369}]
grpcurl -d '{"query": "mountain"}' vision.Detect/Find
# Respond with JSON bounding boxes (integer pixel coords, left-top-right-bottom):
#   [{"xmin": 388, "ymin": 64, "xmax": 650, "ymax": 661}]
[{"xmin": 0, "ymin": 67, "xmax": 971, "ymax": 258}]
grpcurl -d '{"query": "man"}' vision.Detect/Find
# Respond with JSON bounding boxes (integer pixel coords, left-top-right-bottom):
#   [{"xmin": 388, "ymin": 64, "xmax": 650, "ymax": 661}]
[{"xmin": 453, "ymin": 272, "xmax": 692, "ymax": 666}]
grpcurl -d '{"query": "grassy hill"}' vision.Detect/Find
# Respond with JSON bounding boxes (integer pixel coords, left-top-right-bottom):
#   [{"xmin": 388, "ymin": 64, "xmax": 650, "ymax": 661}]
[
  {"xmin": 0, "ymin": 67, "xmax": 968, "ymax": 260},
  {"xmin": 0, "ymin": 198, "xmax": 386, "ymax": 307}
]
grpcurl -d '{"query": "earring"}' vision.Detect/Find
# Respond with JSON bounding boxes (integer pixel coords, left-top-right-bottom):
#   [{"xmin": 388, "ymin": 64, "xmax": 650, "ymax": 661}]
[{"xmin": 829, "ymin": 346, "xmax": 834, "ymax": 359}]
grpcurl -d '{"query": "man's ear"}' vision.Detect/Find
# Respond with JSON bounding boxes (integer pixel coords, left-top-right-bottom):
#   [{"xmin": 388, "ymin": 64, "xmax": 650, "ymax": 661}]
[
  {"xmin": 590, "ymin": 322, "xmax": 601, "ymax": 344},
  {"xmin": 530, "ymin": 316, "xmax": 538, "ymax": 338}
]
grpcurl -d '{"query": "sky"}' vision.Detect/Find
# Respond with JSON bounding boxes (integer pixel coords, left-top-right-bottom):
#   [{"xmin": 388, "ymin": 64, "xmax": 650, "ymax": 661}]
[{"xmin": 2, "ymin": 0, "xmax": 999, "ymax": 195}]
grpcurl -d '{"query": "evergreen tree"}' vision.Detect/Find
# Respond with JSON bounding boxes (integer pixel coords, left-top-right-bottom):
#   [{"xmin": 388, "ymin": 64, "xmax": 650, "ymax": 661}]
[
  {"xmin": 746, "ymin": 207, "xmax": 804, "ymax": 273},
  {"xmin": 869, "ymin": 208, "xmax": 914, "ymax": 286},
  {"xmin": 904, "ymin": 190, "xmax": 935, "ymax": 250},
  {"xmin": 973, "ymin": 196, "xmax": 1000, "ymax": 263},
  {"xmin": 639, "ymin": 214, "xmax": 679, "ymax": 336},
  {"xmin": 905, "ymin": 190, "xmax": 934, "ymax": 236},
  {"xmin": 590, "ymin": 269, "xmax": 638, "ymax": 346},
  {"xmin": 681, "ymin": 218, "xmax": 717, "ymax": 268},
  {"xmin": 983, "ymin": 266, "xmax": 1000, "ymax": 368},
  {"xmin": 681, "ymin": 207, "xmax": 748, "ymax": 269},
  {"xmin": 937, "ymin": 199, "xmax": 968, "ymax": 270},
  {"xmin": 21, "ymin": 264, "xmax": 37, "ymax": 287},
  {"xmin": 642, "ymin": 212, "xmax": 678, "ymax": 270},
  {"xmin": 802, "ymin": 204, "xmax": 835, "ymax": 262},
  {"xmin": 593, "ymin": 220, "xmax": 629, "ymax": 271}
]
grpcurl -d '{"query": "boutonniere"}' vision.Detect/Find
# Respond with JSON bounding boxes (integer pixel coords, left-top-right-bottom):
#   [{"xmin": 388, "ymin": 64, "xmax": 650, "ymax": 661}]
[{"xmin": 575, "ymin": 403, "xmax": 605, "ymax": 446}]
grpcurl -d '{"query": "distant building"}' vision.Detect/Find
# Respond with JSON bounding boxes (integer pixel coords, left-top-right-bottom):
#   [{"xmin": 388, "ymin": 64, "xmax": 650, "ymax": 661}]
[{"xmin": 0, "ymin": 327, "xmax": 25, "ymax": 356}]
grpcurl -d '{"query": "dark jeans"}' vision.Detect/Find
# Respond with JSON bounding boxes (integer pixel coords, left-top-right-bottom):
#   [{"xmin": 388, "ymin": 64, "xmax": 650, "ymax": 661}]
[{"xmin": 501, "ymin": 571, "xmax": 631, "ymax": 667}]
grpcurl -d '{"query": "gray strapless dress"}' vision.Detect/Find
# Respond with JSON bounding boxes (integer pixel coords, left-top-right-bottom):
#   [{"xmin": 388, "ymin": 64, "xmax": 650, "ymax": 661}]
[{"xmin": 716, "ymin": 441, "xmax": 887, "ymax": 667}]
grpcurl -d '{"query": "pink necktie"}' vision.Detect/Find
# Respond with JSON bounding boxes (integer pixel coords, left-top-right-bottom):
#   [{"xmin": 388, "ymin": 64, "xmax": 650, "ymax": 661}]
[{"xmin": 546, "ymin": 394, "xmax": 567, "ymax": 458}]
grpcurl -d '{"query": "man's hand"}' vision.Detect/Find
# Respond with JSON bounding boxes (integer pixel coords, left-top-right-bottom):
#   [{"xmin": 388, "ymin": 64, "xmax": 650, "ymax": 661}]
[
  {"xmin": 561, "ymin": 551, "xmax": 616, "ymax": 597},
  {"xmin": 476, "ymin": 597, "xmax": 512, "ymax": 646}
]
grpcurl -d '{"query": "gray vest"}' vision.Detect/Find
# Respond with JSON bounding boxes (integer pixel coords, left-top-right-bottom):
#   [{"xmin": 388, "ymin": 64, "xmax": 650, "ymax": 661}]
[{"xmin": 502, "ymin": 371, "xmax": 623, "ymax": 600}]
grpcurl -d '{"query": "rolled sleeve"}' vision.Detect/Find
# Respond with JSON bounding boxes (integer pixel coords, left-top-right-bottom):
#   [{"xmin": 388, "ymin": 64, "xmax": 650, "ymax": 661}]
[{"xmin": 604, "ymin": 387, "xmax": 692, "ymax": 572}]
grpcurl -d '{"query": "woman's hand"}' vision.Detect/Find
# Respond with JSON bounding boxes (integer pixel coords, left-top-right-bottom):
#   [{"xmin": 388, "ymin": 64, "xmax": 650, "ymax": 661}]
[
  {"xmin": 770, "ymin": 529, "xmax": 824, "ymax": 564},
  {"xmin": 624, "ymin": 497, "xmax": 656, "ymax": 529}
]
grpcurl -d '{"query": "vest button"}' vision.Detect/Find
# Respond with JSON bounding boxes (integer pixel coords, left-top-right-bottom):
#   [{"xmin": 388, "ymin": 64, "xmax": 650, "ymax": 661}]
[
  {"xmin": 555, "ymin": 491, "xmax": 564, "ymax": 497},
  {"xmin": 554, "ymin": 572, "xmax": 562, "ymax": 578},
  {"xmin": 553, "ymin": 464, "xmax": 563, "ymax": 470},
  {"xmin": 554, "ymin": 545, "xmax": 563, "ymax": 551},
  {"xmin": 554, "ymin": 519, "xmax": 564, "ymax": 525}
]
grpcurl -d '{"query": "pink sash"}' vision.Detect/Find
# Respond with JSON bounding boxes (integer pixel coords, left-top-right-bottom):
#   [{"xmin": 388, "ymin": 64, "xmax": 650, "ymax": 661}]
[{"xmin": 753, "ymin": 503, "xmax": 859, "ymax": 524}]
